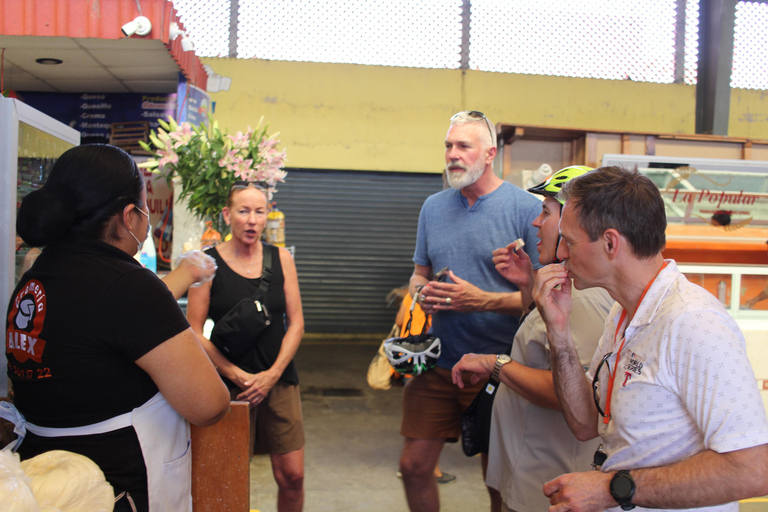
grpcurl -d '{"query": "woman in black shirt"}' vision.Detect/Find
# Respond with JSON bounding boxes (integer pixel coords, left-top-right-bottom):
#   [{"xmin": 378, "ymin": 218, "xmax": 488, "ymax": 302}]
[
  {"xmin": 187, "ymin": 181, "xmax": 306, "ymax": 512},
  {"xmin": 7, "ymin": 144, "xmax": 229, "ymax": 511}
]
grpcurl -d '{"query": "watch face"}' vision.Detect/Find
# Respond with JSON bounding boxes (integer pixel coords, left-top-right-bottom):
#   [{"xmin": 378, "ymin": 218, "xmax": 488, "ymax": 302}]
[
  {"xmin": 612, "ymin": 474, "xmax": 633, "ymax": 498},
  {"xmin": 498, "ymin": 354, "xmax": 512, "ymax": 364}
]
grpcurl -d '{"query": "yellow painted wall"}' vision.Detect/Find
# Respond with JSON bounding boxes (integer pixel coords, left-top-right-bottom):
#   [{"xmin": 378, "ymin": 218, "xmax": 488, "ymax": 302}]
[{"xmin": 203, "ymin": 57, "xmax": 768, "ymax": 172}]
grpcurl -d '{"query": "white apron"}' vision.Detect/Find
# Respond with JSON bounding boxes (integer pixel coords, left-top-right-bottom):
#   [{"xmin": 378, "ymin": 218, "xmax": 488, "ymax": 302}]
[{"xmin": 0, "ymin": 392, "xmax": 192, "ymax": 512}]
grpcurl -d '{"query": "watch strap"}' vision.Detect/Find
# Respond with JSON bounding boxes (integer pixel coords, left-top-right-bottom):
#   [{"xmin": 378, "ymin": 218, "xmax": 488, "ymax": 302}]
[
  {"xmin": 491, "ymin": 355, "xmax": 509, "ymax": 381},
  {"xmin": 491, "ymin": 359, "xmax": 502, "ymax": 381}
]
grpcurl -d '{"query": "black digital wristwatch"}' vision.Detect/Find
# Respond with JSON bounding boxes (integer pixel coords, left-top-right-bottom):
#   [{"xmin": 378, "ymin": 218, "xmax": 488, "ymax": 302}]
[{"xmin": 609, "ymin": 470, "xmax": 636, "ymax": 511}]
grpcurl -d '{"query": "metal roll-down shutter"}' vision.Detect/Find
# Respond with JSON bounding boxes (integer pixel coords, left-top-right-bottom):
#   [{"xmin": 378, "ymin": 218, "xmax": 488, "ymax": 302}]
[{"xmin": 275, "ymin": 168, "xmax": 443, "ymax": 333}]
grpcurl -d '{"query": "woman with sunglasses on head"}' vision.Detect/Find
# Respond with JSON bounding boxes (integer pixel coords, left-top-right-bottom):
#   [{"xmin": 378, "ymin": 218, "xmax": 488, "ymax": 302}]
[
  {"xmin": 5, "ymin": 144, "xmax": 230, "ymax": 512},
  {"xmin": 186, "ymin": 181, "xmax": 306, "ymax": 512}
]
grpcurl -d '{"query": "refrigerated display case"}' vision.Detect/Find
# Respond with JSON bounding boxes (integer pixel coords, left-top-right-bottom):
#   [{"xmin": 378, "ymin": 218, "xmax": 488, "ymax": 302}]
[
  {"xmin": 602, "ymin": 154, "xmax": 768, "ymax": 265},
  {"xmin": 0, "ymin": 97, "xmax": 80, "ymax": 397}
]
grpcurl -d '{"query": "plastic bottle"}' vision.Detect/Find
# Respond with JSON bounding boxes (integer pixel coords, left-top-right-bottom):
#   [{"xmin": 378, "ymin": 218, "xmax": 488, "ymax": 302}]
[
  {"xmin": 201, "ymin": 221, "xmax": 222, "ymax": 251},
  {"xmin": 267, "ymin": 203, "xmax": 286, "ymax": 247},
  {"xmin": 138, "ymin": 233, "xmax": 157, "ymax": 273}
]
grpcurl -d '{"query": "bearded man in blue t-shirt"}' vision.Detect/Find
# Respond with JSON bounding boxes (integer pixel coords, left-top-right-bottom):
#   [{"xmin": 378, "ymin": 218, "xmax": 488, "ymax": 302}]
[{"xmin": 398, "ymin": 111, "xmax": 542, "ymax": 512}]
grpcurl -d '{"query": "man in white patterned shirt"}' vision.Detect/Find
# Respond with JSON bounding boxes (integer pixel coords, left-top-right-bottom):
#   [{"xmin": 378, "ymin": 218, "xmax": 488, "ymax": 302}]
[{"xmin": 535, "ymin": 166, "xmax": 768, "ymax": 512}]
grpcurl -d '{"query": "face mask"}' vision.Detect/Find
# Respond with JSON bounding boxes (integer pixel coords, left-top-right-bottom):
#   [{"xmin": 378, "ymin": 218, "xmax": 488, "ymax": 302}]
[{"xmin": 129, "ymin": 206, "xmax": 151, "ymax": 254}]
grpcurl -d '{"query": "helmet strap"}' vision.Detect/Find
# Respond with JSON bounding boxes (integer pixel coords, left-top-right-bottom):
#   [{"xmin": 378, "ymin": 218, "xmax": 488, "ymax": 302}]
[
  {"xmin": 553, "ymin": 234, "xmax": 563, "ymax": 264},
  {"xmin": 404, "ymin": 292, "xmax": 431, "ymax": 336},
  {"xmin": 550, "ymin": 202, "xmax": 565, "ymax": 264}
]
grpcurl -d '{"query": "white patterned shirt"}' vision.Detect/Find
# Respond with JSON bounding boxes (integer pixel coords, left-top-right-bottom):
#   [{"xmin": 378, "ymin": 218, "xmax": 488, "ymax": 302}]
[{"xmin": 589, "ymin": 260, "xmax": 768, "ymax": 512}]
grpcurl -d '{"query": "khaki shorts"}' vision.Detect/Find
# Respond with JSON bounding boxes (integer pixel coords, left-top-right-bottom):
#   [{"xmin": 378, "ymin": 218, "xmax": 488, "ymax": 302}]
[
  {"xmin": 230, "ymin": 381, "xmax": 305, "ymax": 455},
  {"xmin": 400, "ymin": 366, "xmax": 486, "ymax": 442}
]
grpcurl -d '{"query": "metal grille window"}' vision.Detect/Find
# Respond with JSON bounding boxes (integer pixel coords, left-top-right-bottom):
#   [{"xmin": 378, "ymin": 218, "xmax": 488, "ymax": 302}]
[
  {"xmin": 173, "ymin": 0, "xmax": 231, "ymax": 57},
  {"xmin": 171, "ymin": 0, "xmax": 766, "ymax": 89},
  {"xmin": 237, "ymin": 0, "xmax": 462, "ymax": 67},
  {"xmin": 732, "ymin": 1, "xmax": 768, "ymax": 90},
  {"xmin": 469, "ymin": 0, "xmax": 684, "ymax": 83}
]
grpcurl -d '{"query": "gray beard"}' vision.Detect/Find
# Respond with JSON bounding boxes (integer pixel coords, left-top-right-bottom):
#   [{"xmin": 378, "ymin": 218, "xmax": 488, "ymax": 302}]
[{"xmin": 446, "ymin": 162, "xmax": 484, "ymax": 190}]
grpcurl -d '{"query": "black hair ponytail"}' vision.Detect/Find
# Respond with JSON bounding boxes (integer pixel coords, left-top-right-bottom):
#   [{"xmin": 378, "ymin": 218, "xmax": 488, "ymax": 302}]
[{"xmin": 17, "ymin": 144, "xmax": 144, "ymax": 247}]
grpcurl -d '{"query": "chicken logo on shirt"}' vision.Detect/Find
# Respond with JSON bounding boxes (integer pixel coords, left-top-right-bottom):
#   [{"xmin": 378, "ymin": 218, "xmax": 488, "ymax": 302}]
[{"xmin": 6, "ymin": 279, "xmax": 47, "ymax": 363}]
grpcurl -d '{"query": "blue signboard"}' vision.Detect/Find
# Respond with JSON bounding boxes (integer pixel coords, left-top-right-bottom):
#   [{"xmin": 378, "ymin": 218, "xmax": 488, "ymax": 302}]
[
  {"xmin": 176, "ymin": 80, "xmax": 211, "ymax": 127},
  {"xmin": 17, "ymin": 91, "xmax": 177, "ymax": 143}
]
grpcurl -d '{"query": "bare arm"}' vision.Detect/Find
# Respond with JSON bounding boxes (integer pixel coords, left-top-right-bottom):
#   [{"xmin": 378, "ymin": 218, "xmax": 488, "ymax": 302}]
[
  {"xmin": 135, "ymin": 327, "xmax": 229, "ymax": 426},
  {"xmin": 409, "ymin": 264, "xmax": 432, "ymax": 297},
  {"xmin": 161, "ymin": 251, "xmax": 217, "ymax": 300},
  {"xmin": 161, "ymin": 268, "xmax": 197, "ymax": 300},
  {"xmin": 745, "ymin": 288, "xmax": 768, "ymax": 309},
  {"xmin": 544, "ymin": 444, "xmax": 768, "ymax": 512},
  {"xmin": 451, "ymin": 353, "xmax": 560, "ymax": 410},
  {"xmin": 423, "ymin": 270, "xmax": 529, "ymax": 317},
  {"xmin": 534, "ymin": 264, "xmax": 599, "ymax": 441}
]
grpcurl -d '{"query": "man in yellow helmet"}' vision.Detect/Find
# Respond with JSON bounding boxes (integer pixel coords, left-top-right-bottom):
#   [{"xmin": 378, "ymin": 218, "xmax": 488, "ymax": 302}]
[{"xmin": 452, "ymin": 165, "xmax": 615, "ymax": 512}]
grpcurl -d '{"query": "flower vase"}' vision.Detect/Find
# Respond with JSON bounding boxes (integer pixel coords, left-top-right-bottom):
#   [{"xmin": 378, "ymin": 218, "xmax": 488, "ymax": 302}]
[{"xmin": 170, "ymin": 177, "xmax": 206, "ymax": 268}]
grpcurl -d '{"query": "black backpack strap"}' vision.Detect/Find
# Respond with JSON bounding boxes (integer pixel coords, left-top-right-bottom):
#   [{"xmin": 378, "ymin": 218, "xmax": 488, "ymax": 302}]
[{"xmin": 255, "ymin": 242, "xmax": 274, "ymax": 298}]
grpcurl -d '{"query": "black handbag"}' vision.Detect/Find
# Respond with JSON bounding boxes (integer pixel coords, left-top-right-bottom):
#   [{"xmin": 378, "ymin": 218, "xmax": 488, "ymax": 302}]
[
  {"xmin": 209, "ymin": 244, "xmax": 274, "ymax": 362},
  {"xmin": 460, "ymin": 302, "xmax": 535, "ymax": 456},
  {"xmin": 460, "ymin": 372, "xmax": 501, "ymax": 456}
]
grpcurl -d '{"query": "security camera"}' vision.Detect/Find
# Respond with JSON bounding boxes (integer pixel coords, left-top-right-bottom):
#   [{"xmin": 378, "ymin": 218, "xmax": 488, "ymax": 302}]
[
  {"xmin": 181, "ymin": 34, "xmax": 195, "ymax": 52},
  {"xmin": 121, "ymin": 16, "xmax": 152, "ymax": 37},
  {"xmin": 169, "ymin": 22, "xmax": 183, "ymax": 41}
]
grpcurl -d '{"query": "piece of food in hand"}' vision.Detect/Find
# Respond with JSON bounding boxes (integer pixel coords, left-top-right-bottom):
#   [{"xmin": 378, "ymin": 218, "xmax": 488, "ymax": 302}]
[{"xmin": 513, "ymin": 238, "xmax": 525, "ymax": 251}]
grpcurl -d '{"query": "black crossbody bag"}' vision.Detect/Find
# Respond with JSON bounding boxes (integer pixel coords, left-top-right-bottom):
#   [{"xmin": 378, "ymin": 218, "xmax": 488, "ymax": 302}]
[
  {"xmin": 461, "ymin": 301, "xmax": 535, "ymax": 456},
  {"xmin": 460, "ymin": 344, "xmax": 511, "ymax": 456},
  {"xmin": 209, "ymin": 244, "xmax": 274, "ymax": 362}
]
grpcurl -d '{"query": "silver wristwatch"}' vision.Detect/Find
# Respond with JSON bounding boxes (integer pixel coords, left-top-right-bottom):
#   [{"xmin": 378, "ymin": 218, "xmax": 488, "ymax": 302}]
[{"xmin": 491, "ymin": 354, "xmax": 512, "ymax": 381}]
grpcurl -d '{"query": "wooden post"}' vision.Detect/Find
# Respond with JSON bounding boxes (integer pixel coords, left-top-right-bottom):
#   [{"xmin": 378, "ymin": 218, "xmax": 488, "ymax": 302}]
[
  {"xmin": 191, "ymin": 401, "xmax": 251, "ymax": 512},
  {"xmin": 621, "ymin": 134, "xmax": 631, "ymax": 154}
]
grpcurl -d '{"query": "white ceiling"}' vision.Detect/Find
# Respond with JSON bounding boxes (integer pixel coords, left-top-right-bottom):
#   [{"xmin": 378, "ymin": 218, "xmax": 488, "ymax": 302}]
[{"xmin": 0, "ymin": 35, "xmax": 181, "ymax": 94}]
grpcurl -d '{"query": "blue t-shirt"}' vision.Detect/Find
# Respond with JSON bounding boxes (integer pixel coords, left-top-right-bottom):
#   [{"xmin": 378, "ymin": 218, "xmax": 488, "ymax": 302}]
[{"xmin": 413, "ymin": 181, "xmax": 542, "ymax": 369}]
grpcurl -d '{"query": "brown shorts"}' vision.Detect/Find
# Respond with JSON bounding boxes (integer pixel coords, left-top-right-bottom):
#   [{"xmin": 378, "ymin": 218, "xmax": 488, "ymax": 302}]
[
  {"xmin": 400, "ymin": 366, "xmax": 486, "ymax": 442},
  {"xmin": 230, "ymin": 381, "xmax": 305, "ymax": 455}
]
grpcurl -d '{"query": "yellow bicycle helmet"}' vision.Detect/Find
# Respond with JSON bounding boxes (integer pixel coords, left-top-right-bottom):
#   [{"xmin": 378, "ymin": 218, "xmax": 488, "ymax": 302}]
[{"xmin": 527, "ymin": 165, "xmax": 594, "ymax": 205}]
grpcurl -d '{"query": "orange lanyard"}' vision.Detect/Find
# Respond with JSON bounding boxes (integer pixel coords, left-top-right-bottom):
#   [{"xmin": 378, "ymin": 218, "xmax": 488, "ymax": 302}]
[{"xmin": 602, "ymin": 261, "xmax": 668, "ymax": 425}]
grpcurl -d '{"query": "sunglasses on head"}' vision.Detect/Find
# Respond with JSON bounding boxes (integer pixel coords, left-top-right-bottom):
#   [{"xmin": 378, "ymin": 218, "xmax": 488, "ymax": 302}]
[
  {"xmin": 231, "ymin": 180, "xmax": 268, "ymax": 190},
  {"xmin": 452, "ymin": 110, "xmax": 494, "ymax": 143}
]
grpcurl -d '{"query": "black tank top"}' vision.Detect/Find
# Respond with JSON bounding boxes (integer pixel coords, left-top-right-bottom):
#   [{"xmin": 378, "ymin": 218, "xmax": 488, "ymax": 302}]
[{"xmin": 206, "ymin": 243, "xmax": 298, "ymax": 385}]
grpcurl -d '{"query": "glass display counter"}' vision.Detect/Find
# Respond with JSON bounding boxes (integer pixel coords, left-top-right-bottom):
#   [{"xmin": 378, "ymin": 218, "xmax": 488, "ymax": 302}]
[
  {"xmin": 602, "ymin": 154, "xmax": 768, "ymax": 265},
  {"xmin": 0, "ymin": 97, "xmax": 80, "ymax": 398}
]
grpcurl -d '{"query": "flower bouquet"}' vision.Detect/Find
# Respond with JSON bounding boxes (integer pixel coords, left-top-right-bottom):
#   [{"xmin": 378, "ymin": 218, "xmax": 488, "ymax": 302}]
[{"xmin": 138, "ymin": 115, "xmax": 287, "ymax": 227}]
